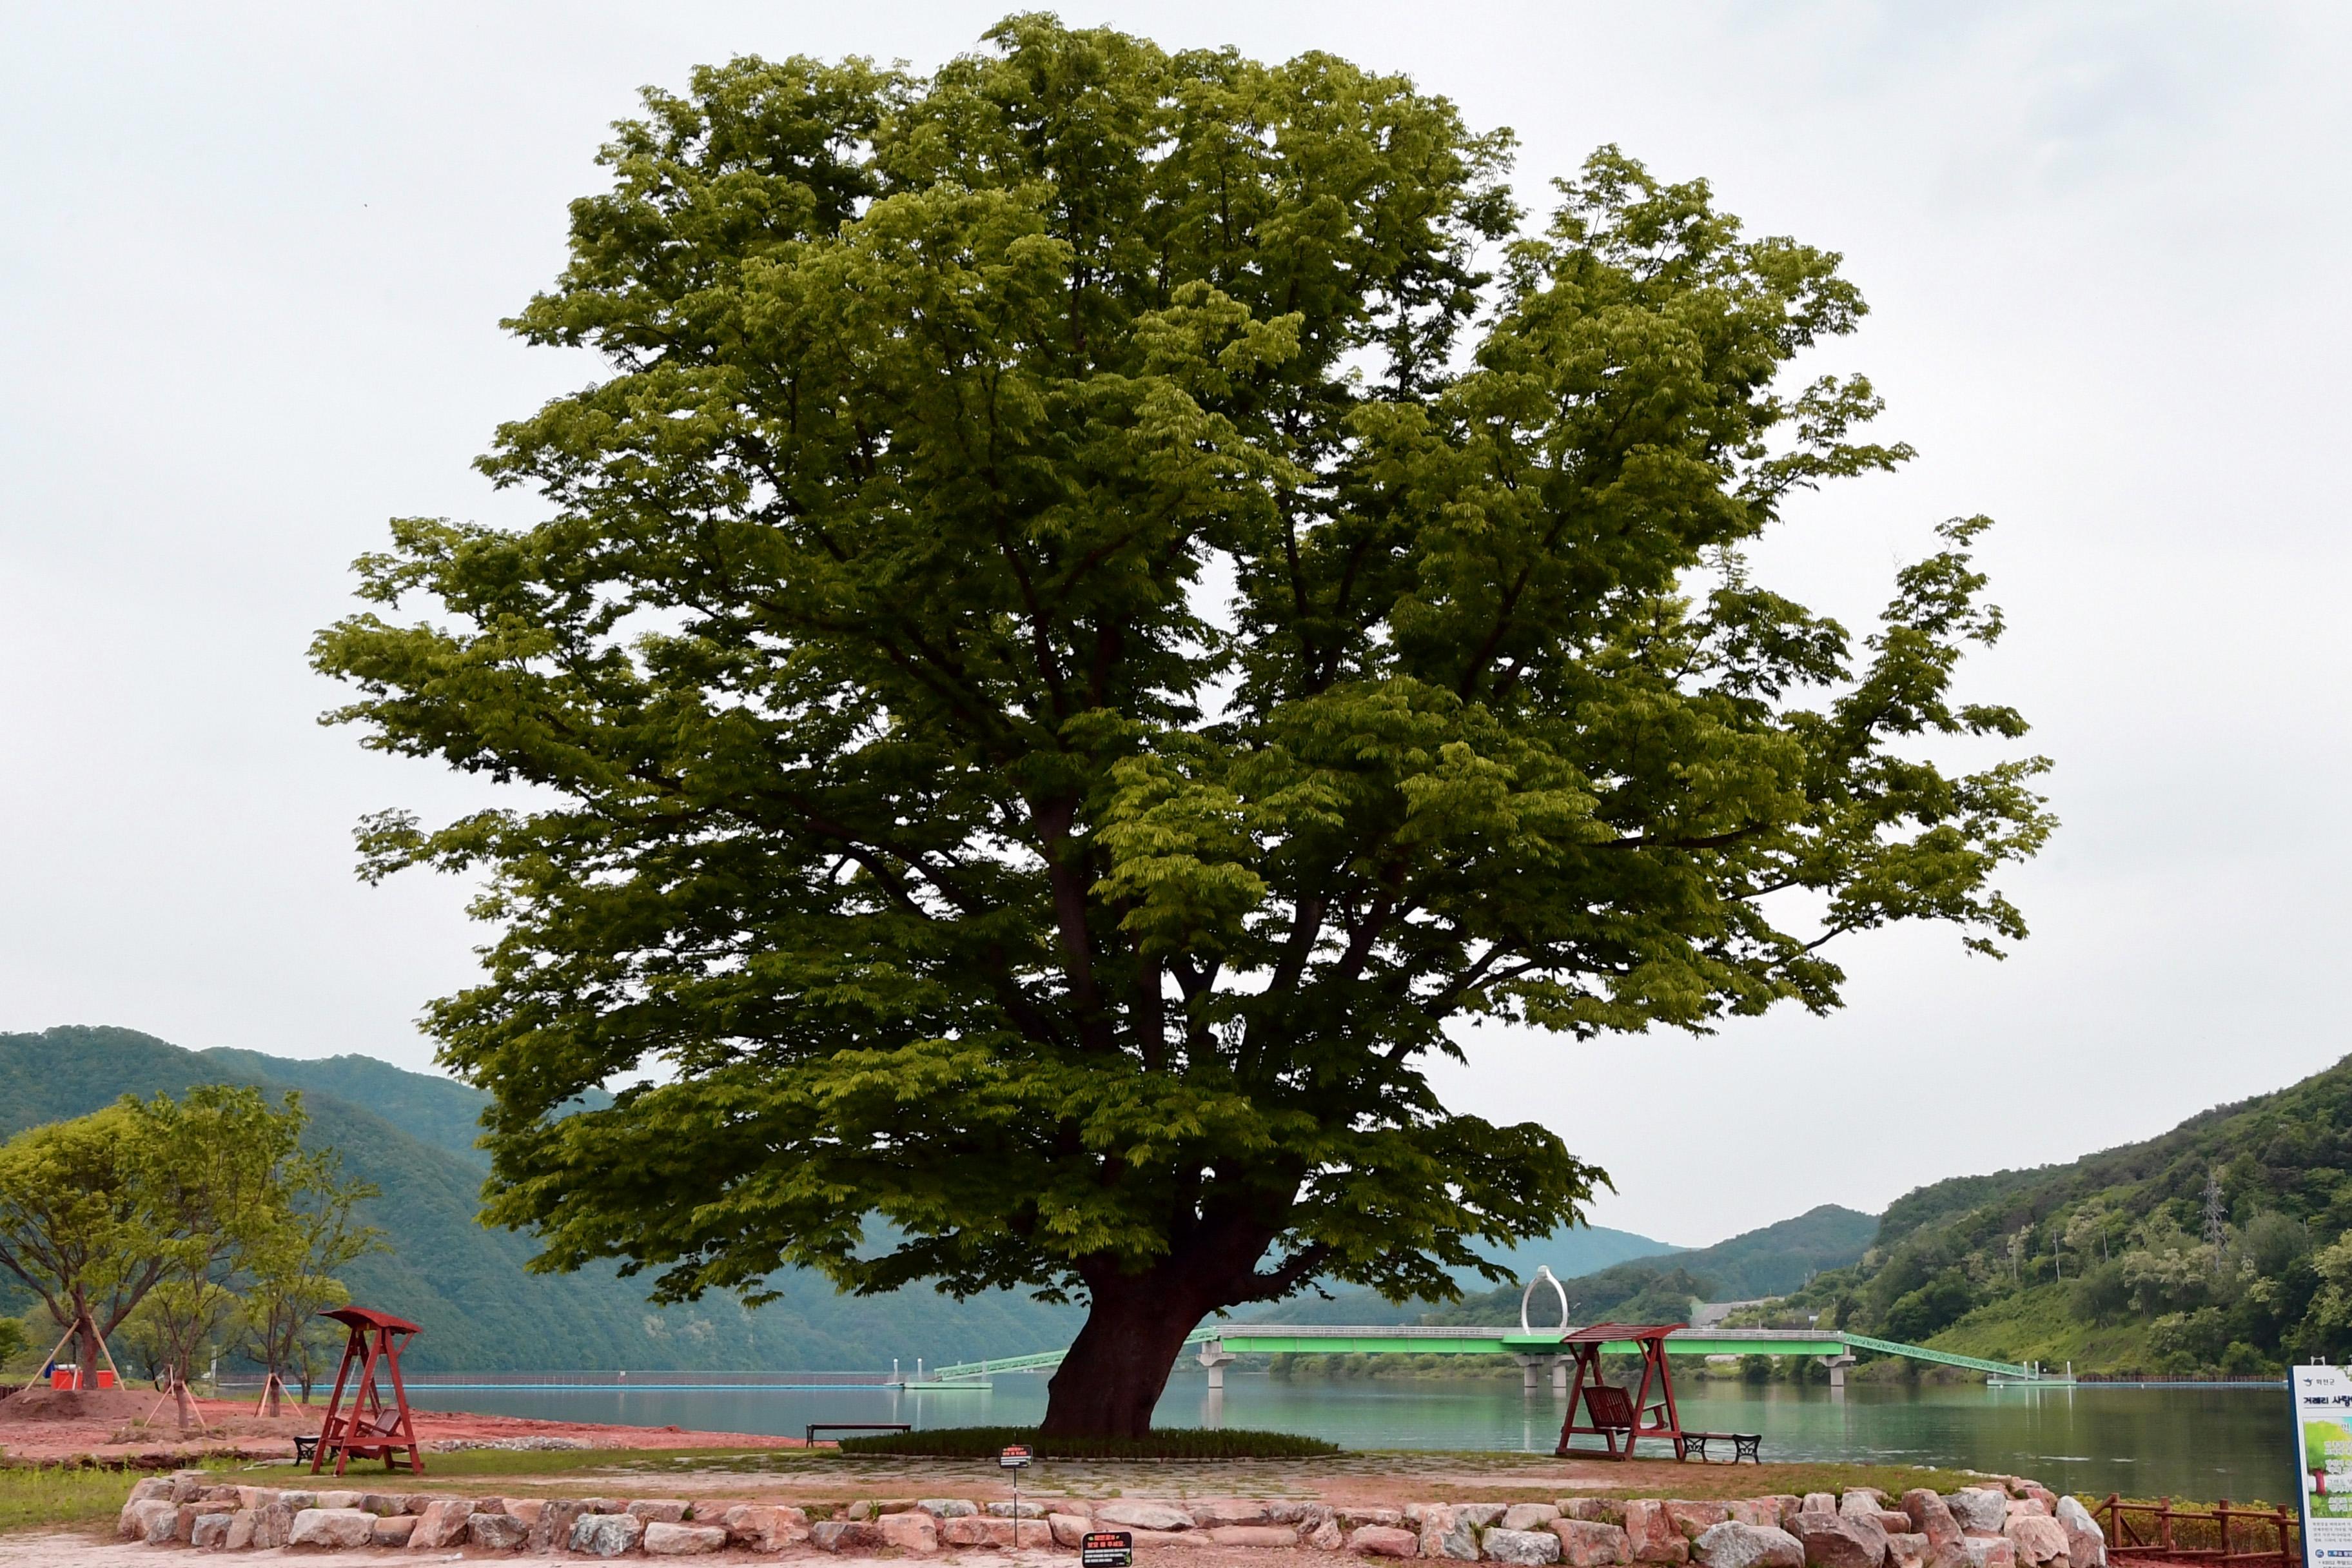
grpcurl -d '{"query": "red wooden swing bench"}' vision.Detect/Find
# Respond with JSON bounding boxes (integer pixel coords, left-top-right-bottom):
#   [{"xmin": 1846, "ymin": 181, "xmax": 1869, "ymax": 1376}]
[
  {"xmin": 1555, "ymin": 1322, "xmax": 1688, "ymax": 1461},
  {"xmin": 309, "ymin": 1307, "xmax": 425, "ymax": 1476}
]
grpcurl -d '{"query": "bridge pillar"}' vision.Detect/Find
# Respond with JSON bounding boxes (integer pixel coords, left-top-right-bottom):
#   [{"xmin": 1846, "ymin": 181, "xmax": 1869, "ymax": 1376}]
[
  {"xmin": 1198, "ymin": 1339, "xmax": 1237, "ymax": 1392},
  {"xmin": 1513, "ymin": 1355, "xmax": 1560, "ymax": 1395},
  {"xmin": 1818, "ymin": 1353, "xmax": 1856, "ymax": 1391}
]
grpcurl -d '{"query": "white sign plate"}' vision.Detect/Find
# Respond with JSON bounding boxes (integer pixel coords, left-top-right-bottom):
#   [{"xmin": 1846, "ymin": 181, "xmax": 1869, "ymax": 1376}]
[{"xmin": 2292, "ymin": 1366, "xmax": 2352, "ymax": 1565}]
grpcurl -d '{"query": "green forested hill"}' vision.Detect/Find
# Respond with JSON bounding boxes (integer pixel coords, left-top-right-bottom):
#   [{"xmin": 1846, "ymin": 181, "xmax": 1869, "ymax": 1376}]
[
  {"xmin": 0, "ymin": 1026, "xmax": 1081, "ymax": 1371},
  {"xmin": 1424, "ymin": 1204, "xmax": 1880, "ymax": 1328},
  {"xmin": 1752, "ymin": 1054, "xmax": 2352, "ymax": 1377}
]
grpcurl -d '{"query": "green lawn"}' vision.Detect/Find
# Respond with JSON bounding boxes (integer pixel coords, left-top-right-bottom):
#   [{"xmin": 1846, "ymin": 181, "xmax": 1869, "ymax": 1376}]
[{"xmin": 0, "ymin": 1465, "xmax": 139, "ymax": 1534}]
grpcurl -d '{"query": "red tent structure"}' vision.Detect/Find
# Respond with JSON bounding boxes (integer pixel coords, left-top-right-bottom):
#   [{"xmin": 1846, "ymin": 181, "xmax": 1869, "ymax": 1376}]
[
  {"xmin": 309, "ymin": 1307, "xmax": 424, "ymax": 1476},
  {"xmin": 1554, "ymin": 1322, "xmax": 1687, "ymax": 1461}
]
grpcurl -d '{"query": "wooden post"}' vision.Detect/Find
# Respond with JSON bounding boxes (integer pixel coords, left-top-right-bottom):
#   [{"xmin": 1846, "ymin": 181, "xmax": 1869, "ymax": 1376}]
[
  {"xmin": 2159, "ymin": 1498, "xmax": 2174, "ymax": 1553},
  {"xmin": 2216, "ymin": 1499, "xmax": 2231, "ymax": 1563}
]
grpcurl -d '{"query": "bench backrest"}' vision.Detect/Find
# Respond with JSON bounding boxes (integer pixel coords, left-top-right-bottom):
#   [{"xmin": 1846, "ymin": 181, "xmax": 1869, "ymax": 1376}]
[{"xmin": 1583, "ymin": 1384, "xmax": 1638, "ymax": 1429}]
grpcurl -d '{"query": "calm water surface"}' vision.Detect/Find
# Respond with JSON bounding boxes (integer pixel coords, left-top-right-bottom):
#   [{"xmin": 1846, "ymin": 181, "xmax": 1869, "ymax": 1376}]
[{"xmin": 403, "ymin": 1374, "xmax": 2295, "ymax": 1502}]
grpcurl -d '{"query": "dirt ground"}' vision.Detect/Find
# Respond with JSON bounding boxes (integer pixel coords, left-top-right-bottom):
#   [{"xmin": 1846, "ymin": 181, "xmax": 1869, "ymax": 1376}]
[{"xmin": 0, "ymin": 1384, "xmax": 805, "ymax": 1465}]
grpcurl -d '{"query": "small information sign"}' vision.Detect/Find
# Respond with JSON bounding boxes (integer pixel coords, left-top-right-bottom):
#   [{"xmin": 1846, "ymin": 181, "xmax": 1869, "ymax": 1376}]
[
  {"xmin": 999, "ymin": 1444, "xmax": 1033, "ymax": 1469},
  {"xmin": 1083, "ymin": 1530, "xmax": 1135, "ymax": 1568},
  {"xmin": 2292, "ymin": 1366, "xmax": 2352, "ymax": 1564}
]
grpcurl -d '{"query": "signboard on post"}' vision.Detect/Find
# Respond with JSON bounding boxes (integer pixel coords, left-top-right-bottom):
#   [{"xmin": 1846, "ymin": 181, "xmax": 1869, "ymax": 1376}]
[
  {"xmin": 2291, "ymin": 1365, "xmax": 2352, "ymax": 1565},
  {"xmin": 1083, "ymin": 1531, "xmax": 1136, "ymax": 1568}
]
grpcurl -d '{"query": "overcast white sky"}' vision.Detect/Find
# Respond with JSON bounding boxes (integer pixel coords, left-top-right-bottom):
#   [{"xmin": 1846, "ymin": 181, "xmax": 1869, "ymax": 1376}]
[{"xmin": 3, "ymin": 2, "xmax": 2347, "ymax": 1249}]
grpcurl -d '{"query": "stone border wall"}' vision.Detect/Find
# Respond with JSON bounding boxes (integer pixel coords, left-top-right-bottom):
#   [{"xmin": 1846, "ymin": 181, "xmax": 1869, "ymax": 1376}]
[{"xmin": 115, "ymin": 1470, "xmax": 2107, "ymax": 1565}]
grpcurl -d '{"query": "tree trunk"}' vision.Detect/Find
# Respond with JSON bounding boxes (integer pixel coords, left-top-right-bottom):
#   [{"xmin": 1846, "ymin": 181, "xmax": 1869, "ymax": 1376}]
[
  {"xmin": 74, "ymin": 1311, "xmax": 99, "ymax": 1390},
  {"xmin": 1040, "ymin": 1271, "xmax": 1215, "ymax": 1439}
]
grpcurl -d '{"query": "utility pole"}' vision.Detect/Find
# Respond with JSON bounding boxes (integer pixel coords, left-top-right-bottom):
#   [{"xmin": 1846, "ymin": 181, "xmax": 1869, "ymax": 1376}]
[{"xmin": 2203, "ymin": 1169, "xmax": 2227, "ymax": 1274}]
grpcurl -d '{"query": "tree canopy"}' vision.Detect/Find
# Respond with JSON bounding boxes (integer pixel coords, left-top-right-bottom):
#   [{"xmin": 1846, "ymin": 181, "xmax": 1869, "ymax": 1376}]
[
  {"xmin": 313, "ymin": 15, "xmax": 2052, "ymax": 1433},
  {"xmin": 0, "ymin": 1086, "xmax": 375, "ymax": 1409}
]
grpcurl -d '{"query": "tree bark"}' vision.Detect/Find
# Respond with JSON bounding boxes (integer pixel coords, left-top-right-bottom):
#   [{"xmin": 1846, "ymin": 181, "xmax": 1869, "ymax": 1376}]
[{"xmin": 1039, "ymin": 1271, "xmax": 1215, "ymax": 1439}]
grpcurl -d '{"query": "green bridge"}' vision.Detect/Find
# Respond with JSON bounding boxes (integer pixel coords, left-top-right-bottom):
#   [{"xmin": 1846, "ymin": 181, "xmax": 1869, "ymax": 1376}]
[{"xmin": 925, "ymin": 1325, "xmax": 2030, "ymax": 1390}]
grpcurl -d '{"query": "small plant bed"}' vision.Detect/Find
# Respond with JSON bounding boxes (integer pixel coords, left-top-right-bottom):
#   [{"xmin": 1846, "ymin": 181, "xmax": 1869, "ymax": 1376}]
[{"xmin": 836, "ymin": 1425, "xmax": 1340, "ymax": 1460}]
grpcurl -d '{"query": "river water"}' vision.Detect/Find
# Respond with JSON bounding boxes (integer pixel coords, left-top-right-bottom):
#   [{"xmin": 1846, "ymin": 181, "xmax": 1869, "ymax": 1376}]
[{"xmin": 400, "ymin": 1374, "xmax": 2295, "ymax": 1503}]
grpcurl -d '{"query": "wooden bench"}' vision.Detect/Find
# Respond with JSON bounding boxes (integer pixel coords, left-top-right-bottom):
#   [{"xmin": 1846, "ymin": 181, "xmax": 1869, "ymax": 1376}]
[
  {"xmin": 293, "ymin": 1435, "xmax": 317, "ymax": 1464},
  {"xmin": 806, "ymin": 1422, "xmax": 912, "ymax": 1446},
  {"xmin": 1679, "ymin": 1430, "xmax": 1763, "ymax": 1464}
]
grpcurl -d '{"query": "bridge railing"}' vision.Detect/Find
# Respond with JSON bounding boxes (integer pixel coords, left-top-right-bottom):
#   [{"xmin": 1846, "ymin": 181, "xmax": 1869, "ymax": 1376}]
[{"xmin": 928, "ymin": 1325, "xmax": 2032, "ymax": 1383}]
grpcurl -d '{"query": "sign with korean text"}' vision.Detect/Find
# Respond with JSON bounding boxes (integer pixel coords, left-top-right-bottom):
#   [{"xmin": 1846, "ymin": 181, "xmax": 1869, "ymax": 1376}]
[
  {"xmin": 1082, "ymin": 1531, "xmax": 1135, "ymax": 1567},
  {"xmin": 2292, "ymin": 1365, "xmax": 2352, "ymax": 1565}
]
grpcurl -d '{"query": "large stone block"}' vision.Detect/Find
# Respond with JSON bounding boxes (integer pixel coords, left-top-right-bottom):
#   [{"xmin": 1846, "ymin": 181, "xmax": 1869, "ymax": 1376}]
[
  {"xmin": 724, "ymin": 1503, "xmax": 812, "ymax": 1551},
  {"xmin": 189, "ymin": 1513, "xmax": 235, "ymax": 1549},
  {"xmin": 1727, "ymin": 1502, "xmax": 1781, "ymax": 1529},
  {"xmin": 1888, "ymin": 1533, "xmax": 1930, "ymax": 1568},
  {"xmin": 1553, "ymin": 1520, "xmax": 1634, "ymax": 1567},
  {"xmin": 1693, "ymin": 1522, "xmax": 1805, "ymax": 1568},
  {"xmin": 944, "ymin": 1514, "xmax": 1032, "ymax": 1547},
  {"xmin": 1948, "ymin": 1493, "xmax": 2012, "ymax": 1535},
  {"xmin": 289, "ymin": 1507, "xmax": 377, "ymax": 1549},
  {"xmin": 881, "ymin": 1511, "xmax": 941, "ymax": 1553},
  {"xmin": 1355, "ymin": 1525, "xmax": 1425, "ymax": 1557},
  {"xmin": 407, "ymin": 1497, "xmax": 474, "ymax": 1549},
  {"xmin": 919, "ymin": 1497, "xmax": 980, "ymax": 1518},
  {"xmin": 1507, "ymin": 1505, "xmax": 1564, "ymax": 1532},
  {"xmin": 128, "ymin": 1476, "xmax": 173, "ymax": 1503},
  {"xmin": 170, "ymin": 1473, "xmax": 206, "ymax": 1504},
  {"xmin": 373, "ymin": 1515, "xmax": 418, "ymax": 1545},
  {"xmin": 2004, "ymin": 1516, "xmax": 2068, "ymax": 1567},
  {"xmin": 1345, "ymin": 1509, "xmax": 1409, "ymax": 1529},
  {"xmin": 631, "ymin": 1497, "xmax": 692, "ymax": 1522},
  {"xmin": 573, "ymin": 1511, "xmax": 649, "ymax": 1556},
  {"xmin": 118, "ymin": 1498, "xmax": 175, "ymax": 1541},
  {"xmin": 1489, "ymin": 1527, "xmax": 1567, "ymax": 1565},
  {"xmin": 1101, "ymin": 1500, "xmax": 1197, "ymax": 1531},
  {"xmin": 253, "ymin": 1502, "xmax": 295, "ymax": 1549},
  {"xmin": 1792, "ymin": 1512, "xmax": 1889, "ymax": 1568},
  {"xmin": 358, "ymin": 1491, "xmax": 406, "ymax": 1516},
  {"xmin": 1052, "ymin": 1514, "xmax": 1094, "ymax": 1547},
  {"xmin": 2053, "ymin": 1498, "xmax": 2105, "ymax": 1568},
  {"xmin": 1417, "ymin": 1504, "xmax": 1480, "ymax": 1560},
  {"xmin": 1309, "ymin": 1519, "xmax": 1347, "ymax": 1550},
  {"xmin": 812, "ymin": 1518, "xmax": 887, "ymax": 1551},
  {"xmin": 1963, "ymin": 1542, "xmax": 2017, "ymax": 1568},
  {"xmin": 1623, "ymin": 1500, "xmax": 1693, "ymax": 1564},
  {"xmin": 533, "ymin": 1500, "xmax": 592, "ymax": 1553},
  {"xmin": 468, "ymin": 1512, "xmax": 531, "ymax": 1550},
  {"xmin": 1671, "ymin": 1504, "xmax": 1733, "ymax": 1540},
  {"xmin": 1212, "ymin": 1526, "xmax": 1304, "ymax": 1549},
  {"xmin": 315, "ymin": 1489, "xmax": 365, "ymax": 1510},
  {"xmin": 174, "ymin": 1501, "xmax": 235, "ymax": 1542},
  {"xmin": 1197, "ymin": 1499, "xmax": 1276, "ymax": 1526},
  {"xmin": 988, "ymin": 1500, "xmax": 1049, "ymax": 1518},
  {"xmin": 645, "ymin": 1521, "xmax": 730, "ymax": 1555},
  {"xmin": 1564, "ymin": 1501, "xmax": 1626, "ymax": 1526}
]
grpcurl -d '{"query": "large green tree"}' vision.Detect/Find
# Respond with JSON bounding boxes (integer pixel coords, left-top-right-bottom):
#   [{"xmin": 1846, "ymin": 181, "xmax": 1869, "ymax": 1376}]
[{"xmin": 314, "ymin": 17, "xmax": 2052, "ymax": 1435}]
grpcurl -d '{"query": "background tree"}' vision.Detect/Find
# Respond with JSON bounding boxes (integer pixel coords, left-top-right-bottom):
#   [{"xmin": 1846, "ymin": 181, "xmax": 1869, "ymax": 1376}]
[
  {"xmin": 314, "ymin": 17, "xmax": 2052, "ymax": 1435},
  {"xmin": 133, "ymin": 1086, "xmax": 304, "ymax": 1423},
  {"xmin": 0, "ymin": 1104, "xmax": 169, "ymax": 1382},
  {"xmin": 237, "ymin": 1148, "xmax": 379, "ymax": 1413}
]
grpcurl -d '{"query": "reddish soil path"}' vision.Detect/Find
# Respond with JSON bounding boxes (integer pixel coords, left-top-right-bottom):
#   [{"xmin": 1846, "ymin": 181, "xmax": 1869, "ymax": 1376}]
[{"xmin": 0, "ymin": 1384, "xmax": 805, "ymax": 1465}]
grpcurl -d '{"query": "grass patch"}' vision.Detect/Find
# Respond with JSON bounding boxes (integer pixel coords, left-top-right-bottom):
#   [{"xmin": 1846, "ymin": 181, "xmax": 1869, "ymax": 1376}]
[
  {"xmin": 838, "ymin": 1426, "xmax": 1340, "ymax": 1460},
  {"xmin": 215, "ymin": 1446, "xmax": 821, "ymax": 1484},
  {"xmin": 0, "ymin": 1464, "xmax": 140, "ymax": 1534}
]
